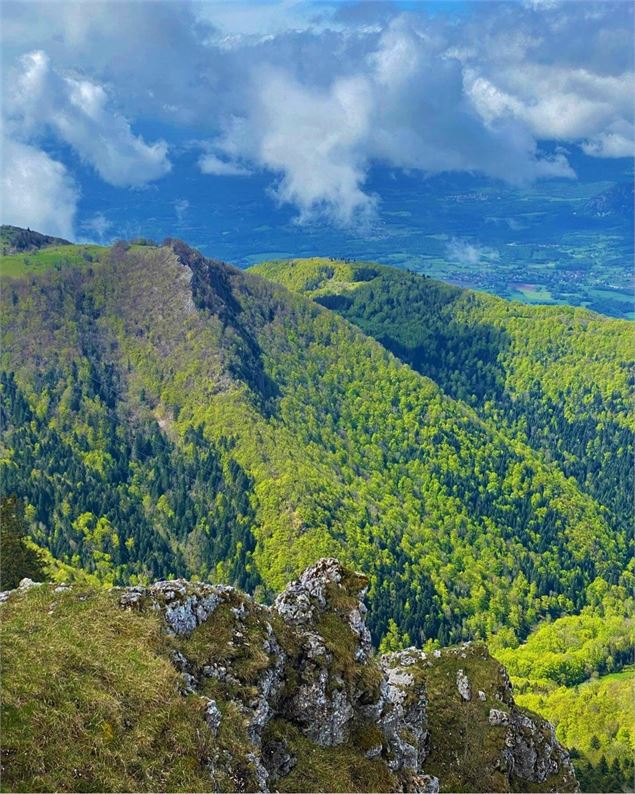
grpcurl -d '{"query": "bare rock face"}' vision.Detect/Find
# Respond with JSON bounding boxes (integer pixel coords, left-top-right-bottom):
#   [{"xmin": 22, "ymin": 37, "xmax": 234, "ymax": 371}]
[
  {"xmin": 378, "ymin": 649, "xmax": 430, "ymax": 776},
  {"xmin": 5, "ymin": 560, "xmax": 577, "ymax": 793},
  {"xmin": 274, "ymin": 557, "xmax": 373, "ymax": 661},
  {"xmin": 456, "ymin": 668, "xmax": 472, "ymax": 701},
  {"xmin": 504, "ymin": 711, "xmax": 574, "ymax": 785},
  {"xmin": 272, "ymin": 558, "xmax": 378, "ymax": 748},
  {"xmin": 119, "ymin": 578, "xmax": 234, "ymax": 635}
]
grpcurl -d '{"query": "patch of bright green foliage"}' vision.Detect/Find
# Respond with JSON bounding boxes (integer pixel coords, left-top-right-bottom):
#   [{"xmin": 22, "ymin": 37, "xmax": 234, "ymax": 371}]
[
  {"xmin": 491, "ymin": 580, "xmax": 635, "ymax": 793},
  {"xmin": 518, "ymin": 670, "xmax": 634, "ymax": 792},
  {"xmin": 0, "ymin": 244, "xmax": 107, "ymax": 278}
]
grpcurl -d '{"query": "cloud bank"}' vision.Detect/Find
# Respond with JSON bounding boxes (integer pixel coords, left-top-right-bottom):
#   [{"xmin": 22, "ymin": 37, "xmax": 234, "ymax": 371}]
[{"xmin": 1, "ymin": 0, "xmax": 632, "ymax": 232}]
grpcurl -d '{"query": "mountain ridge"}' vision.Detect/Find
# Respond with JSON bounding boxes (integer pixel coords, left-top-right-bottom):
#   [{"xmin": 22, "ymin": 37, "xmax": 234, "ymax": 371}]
[
  {"xmin": 1, "ymin": 236, "xmax": 626, "ymax": 646},
  {"xmin": 1, "ymin": 230, "xmax": 633, "ymax": 792}
]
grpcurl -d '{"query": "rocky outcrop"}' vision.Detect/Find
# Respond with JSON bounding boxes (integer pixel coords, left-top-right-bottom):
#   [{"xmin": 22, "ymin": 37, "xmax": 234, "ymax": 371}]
[
  {"xmin": 411, "ymin": 642, "xmax": 578, "ymax": 793},
  {"xmin": 3, "ymin": 560, "xmax": 578, "ymax": 793}
]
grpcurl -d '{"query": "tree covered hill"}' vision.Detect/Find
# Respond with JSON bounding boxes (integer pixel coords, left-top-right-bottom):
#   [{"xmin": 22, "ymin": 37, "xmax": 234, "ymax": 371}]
[
  {"xmin": 253, "ymin": 258, "xmax": 634, "ymax": 533},
  {"xmin": 0, "ymin": 224, "xmax": 71, "ymax": 255},
  {"xmin": 1, "ymin": 237, "xmax": 630, "ymax": 652}
]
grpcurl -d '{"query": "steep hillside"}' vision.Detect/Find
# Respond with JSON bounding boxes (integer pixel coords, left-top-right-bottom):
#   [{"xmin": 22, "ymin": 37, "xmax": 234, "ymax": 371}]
[
  {"xmin": 253, "ymin": 258, "xmax": 634, "ymax": 531},
  {"xmin": 0, "ymin": 559, "xmax": 578, "ymax": 793},
  {"xmin": 1, "ymin": 238, "xmax": 627, "ymax": 649}
]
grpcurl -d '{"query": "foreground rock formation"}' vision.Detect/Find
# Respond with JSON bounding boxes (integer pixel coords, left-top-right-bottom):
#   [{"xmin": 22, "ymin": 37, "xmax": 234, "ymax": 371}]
[{"xmin": 2, "ymin": 560, "xmax": 578, "ymax": 793}]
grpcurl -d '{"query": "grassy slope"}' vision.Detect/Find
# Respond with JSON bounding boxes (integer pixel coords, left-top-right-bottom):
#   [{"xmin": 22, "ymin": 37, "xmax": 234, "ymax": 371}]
[{"xmin": 1, "ymin": 585, "xmax": 217, "ymax": 793}]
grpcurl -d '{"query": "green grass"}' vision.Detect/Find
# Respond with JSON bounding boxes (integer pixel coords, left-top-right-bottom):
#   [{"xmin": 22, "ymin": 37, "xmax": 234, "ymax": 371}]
[
  {"xmin": 0, "ymin": 245, "xmax": 106, "ymax": 278},
  {"xmin": 1, "ymin": 585, "xmax": 218, "ymax": 793},
  {"xmin": 263, "ymin": 718, "xmax": 396, "ymax": 793}
]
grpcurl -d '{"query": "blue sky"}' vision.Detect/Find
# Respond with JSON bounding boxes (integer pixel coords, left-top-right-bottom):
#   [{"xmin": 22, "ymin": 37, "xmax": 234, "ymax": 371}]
[{"xmin": 1, "ymin": 0, "xmax": 633, "ymax": 242}]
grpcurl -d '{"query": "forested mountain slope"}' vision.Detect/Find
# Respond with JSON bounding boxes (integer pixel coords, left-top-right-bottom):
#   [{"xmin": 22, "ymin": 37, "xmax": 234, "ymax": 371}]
[
  {"xmin": 1, "ymin": 238, "xmax": 629, "ymax": 650},
  {"xmin": 253, "ymin": 258, "xmax": 634, "ymax": 531},
  {"xmin": 0, "ymin": 224, "xmax": 71, "ymax": 254},
  {"xmin": 252, "ymin": 257, "xmax": 635, "ymax": 792}
]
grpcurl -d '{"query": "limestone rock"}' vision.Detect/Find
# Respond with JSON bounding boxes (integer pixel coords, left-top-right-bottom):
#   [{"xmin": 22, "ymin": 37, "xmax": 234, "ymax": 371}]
[
  {"xmin": 274, "ymin": 557, "xmax": 372, "ymax": 662},
  {"xmin": 119, "ymin": 579, "xmax": 235, "ymax": 636},
  {"xmin": 489, "ymin": 708, "xmax": 510, "ymax": 726},
  {"xmin": 105, "ymin": 558, "xmax": 578, "ymax": 793},
  {"xmin": 379, "ymin": 649, "xmax": 429, "ymax": 773},
  {"xmin": 204, "ymin": 699, "xmax": 222, "ymax": 735},
  {"xmin": 504, "ymin": 711, "xmax": 577, "ymax": 787},
  {"xmin": 456, "ymin": 668, "xmax": 471, "ymax": 701},
  {"xmin": 18, "ymin": 577, "xmax": 42, "ymax": 590}
]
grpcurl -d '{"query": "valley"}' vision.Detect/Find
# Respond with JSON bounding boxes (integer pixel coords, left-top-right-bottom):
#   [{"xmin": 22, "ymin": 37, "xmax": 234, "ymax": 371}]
[{"xmin": 0, "ymin": 229, "xmax": 633, "ymax": 792}]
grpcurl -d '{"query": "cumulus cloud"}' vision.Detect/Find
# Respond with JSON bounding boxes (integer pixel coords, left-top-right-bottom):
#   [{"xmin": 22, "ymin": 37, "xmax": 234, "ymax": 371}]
[
  {"xmin": 1, "ymin": 0, "xmax": 633, "ymax": 228},
  {"xmin": 7, "ymin": 50, "xmax": 171, "ymax": 187},
  {"xmin": 581, "ymin": 121, "xmax": 635, "ymax": 158},
  {"xmin": 248, "ymin": 68, "xmax": 376, "ymax": 224},
  {"xmin": 465, "ymin": 65, "xmax": 634, "ymax": 155},
  {"xmin": 1, "ymin": 136, "xmax": 78, "ymax": 238}
]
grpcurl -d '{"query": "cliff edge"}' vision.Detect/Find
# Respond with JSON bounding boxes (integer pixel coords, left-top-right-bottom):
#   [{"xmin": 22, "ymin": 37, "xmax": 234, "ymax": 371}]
[{"xmin": 1, "ymin": 559, "xmax": 578, "ymax": 793}]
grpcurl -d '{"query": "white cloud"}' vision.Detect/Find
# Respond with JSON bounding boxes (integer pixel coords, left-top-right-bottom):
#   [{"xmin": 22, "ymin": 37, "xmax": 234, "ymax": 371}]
[
  {"xmin": 249, "ymin": 68, "xmax": 376, "ymax": 225},
  {"xmin": 446, "ymin": 239, "xmax": 500, "ymax": 267},
  {"xmin": 581, "ymin": 121, "xmax": 635, "ymax": 158},
  {"xmin": 1, "ymin": 1, "xmax": 633, "ymax": 227},
  {"xmin": 7, "ymin": 50, "xmax": 171, "ymax": 187},
  {"xmin": 80, "ymin": 212, "xmax": 112, "ymax": 242},
  {"xmin": 199, "ymin": 153, "xmax": 252, "ymax": 176},
  {"xmin": 465, "ymin": 65, "xmax": 634, "ymax": 155},
  {"xmin": 1, "ymin": 137, "xmax": 78, "ymax": 239}
]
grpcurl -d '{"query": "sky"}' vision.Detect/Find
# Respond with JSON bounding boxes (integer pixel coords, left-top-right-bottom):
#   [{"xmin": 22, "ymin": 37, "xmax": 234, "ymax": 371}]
[{"xmin": 0, "ymin": 0, "xmax": 633, "ymax": 243}]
